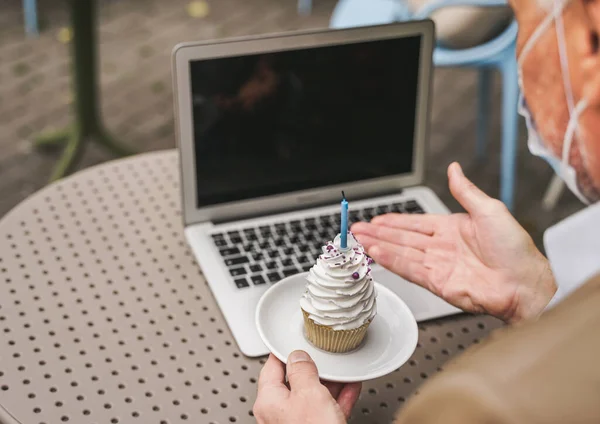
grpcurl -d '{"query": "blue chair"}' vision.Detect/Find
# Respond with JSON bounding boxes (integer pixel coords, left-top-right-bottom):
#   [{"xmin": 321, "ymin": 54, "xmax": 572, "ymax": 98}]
[
  {"xmin": 23, "ymin": 0, "xmax": 39, "ymax": 36},
  {"xmin": 298, "ymin": 0, "xmax": 313, "ymax": 15},
  {"xmin": 302, "ymin": 0, "xmax": 519, "ymax": 211}
]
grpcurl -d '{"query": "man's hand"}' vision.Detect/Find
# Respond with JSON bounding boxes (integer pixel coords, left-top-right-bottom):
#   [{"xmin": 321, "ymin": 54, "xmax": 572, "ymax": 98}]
[
  {"xmin": 253, "ymin": 351, "xmax": 362, "ymax": 424},
  {"xmin": 352, "ymin": 162, "xmax": 557, "ymax": 324}
]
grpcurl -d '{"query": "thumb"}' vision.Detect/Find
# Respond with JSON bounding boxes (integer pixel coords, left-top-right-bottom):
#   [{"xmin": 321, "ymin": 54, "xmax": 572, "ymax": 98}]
[
  {"xmin": 448, "ymin": 162, "xmax": 494, "ymax": 216},
  {"xmin": 286, "ymin": 350, "xmax": 320, "ymax": 391}
]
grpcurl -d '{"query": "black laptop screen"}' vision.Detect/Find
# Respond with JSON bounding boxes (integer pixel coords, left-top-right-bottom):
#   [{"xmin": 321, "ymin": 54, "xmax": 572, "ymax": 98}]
[{"xmin": 190, "ymin": 34, "xmax": 422, "ymax": 207}]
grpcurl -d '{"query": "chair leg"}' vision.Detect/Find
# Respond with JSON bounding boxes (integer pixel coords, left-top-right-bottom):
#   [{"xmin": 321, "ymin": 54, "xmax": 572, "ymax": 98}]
[
  {"xmin": 298, "ymin": 0, "xmax": 312, "ymax": 15},
  {"xmin": 499, "ymin": 56, "xmax": 519, "ymax": 212},
  {"xmin": 477, "ymin": 68, "xmax": 492, "ymax": 160},
  {"xmin": 24, "ymin": 0, "xmax": 39, "ymax": 36}
]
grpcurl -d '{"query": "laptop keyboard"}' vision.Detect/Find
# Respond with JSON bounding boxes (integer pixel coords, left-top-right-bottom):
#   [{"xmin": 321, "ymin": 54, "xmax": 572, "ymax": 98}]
[{"xmin": 211, "ymin": 199, "xmax": 425, "ymax": 289}]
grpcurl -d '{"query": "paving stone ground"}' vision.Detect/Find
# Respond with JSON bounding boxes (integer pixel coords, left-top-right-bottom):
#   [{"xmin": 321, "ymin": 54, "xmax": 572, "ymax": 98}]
[{"xmin": 0, "ymin": 0, "xmax": 584, "ymax": 249}]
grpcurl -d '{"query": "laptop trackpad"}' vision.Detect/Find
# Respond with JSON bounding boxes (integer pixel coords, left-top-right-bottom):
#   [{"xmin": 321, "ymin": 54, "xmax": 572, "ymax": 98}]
[{"xmin": 371, "ymin": 268, "xmax": 461, "ymax": 321}]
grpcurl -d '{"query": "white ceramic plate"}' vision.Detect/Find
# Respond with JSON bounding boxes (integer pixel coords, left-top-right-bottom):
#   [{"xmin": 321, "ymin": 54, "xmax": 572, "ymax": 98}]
[{"xmin": 255, "ymin": 273, "xmax": 418, "ymax": 382}]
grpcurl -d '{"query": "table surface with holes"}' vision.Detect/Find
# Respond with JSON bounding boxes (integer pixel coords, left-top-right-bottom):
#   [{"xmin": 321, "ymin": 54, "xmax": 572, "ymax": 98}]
[{"xmin": 0, "ymin": 150, "xmax": 504, "ymax": 424}]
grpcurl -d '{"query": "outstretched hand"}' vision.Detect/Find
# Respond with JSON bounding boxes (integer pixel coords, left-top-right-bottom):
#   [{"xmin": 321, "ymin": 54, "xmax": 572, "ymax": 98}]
[{"xmin": 352, "ymin": 163, "xmax": 556, "ymax": 324}]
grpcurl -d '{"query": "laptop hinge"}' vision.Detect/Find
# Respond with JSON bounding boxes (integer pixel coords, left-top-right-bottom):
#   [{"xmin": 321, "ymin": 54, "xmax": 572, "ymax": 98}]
[{"xmin": 211, "ymin": 187, "xmax": 404, "ymax": 225}]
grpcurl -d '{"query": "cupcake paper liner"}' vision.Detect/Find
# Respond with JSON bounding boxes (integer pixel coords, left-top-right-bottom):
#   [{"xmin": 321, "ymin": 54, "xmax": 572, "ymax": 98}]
[{"xmin": 302, "ymin": 309, "xmax": 371, "ymax": 353}]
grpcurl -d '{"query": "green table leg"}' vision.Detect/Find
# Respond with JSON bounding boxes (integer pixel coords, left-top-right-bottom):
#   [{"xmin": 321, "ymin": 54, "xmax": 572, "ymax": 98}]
[{"xmin": 34, "ymin": 0, "xmax": 134, "ymax": 182}]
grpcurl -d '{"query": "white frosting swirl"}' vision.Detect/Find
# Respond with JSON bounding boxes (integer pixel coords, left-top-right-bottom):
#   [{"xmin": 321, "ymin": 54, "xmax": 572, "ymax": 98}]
[{"xmin": 300, "ymin": 232, "xmax": 377, "ymax": 330}]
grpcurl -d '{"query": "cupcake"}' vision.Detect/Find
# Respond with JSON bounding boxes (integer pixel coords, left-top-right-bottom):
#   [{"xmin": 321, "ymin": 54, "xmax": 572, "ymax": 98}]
[{"xmin": 299, "ymin": 232, "xmax": 377, "ymax": 353}]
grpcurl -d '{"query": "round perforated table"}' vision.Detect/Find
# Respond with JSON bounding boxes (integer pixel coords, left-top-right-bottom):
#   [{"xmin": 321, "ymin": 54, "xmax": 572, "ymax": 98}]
[{"xmin": 0, "ymin": 150, "xmax": 503, "ymax": 424}]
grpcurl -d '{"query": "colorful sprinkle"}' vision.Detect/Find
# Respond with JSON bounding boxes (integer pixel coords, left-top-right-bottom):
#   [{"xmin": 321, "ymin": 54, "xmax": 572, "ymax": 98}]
[{"xmin": 352, "ymin": 272, "xmax": 359, "ymax": 279}]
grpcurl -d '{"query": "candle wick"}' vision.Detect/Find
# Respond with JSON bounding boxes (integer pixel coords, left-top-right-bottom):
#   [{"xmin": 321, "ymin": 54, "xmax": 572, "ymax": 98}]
[{"xmin": 342, "ymin": 190, "xmax": 346, "ymax": 201}]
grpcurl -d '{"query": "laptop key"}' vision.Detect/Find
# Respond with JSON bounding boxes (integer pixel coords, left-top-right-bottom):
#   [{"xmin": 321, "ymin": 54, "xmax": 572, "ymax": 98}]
[
  {"xmin": 258, "ymin": 241, "xmax": 270, "ymax": 249},
  {"xmin": 213, "ymin": 238, "xmax": 228, "ymax": 247},
  {"xmin": 304, "ymin": 233, "xmax": 316, "ymax": 242},
  {"xmin": 302, "ymin": 264, "xmax": 312, "ymax": 272},
  {"xmin": 234, "ymin": 278, "xmax": 250, "ymax": 289},
  {"xmin": 319, "ymin": 214, "xmax": 331, "ymax": 222},
  {"xmin": 249, "ymin": 264, "xmax": 262, "ymax": 273},
  {"xmin": 229, "ymin": 267, "xmax": 246, "ymax": 277},
  {"xmin": 297, "ymin": 256, "xmax": 310, "ymax": 264},
  {"xmin": 225, "ymin": 256, "xmax": 249, "ymax": 267},
  {"xmin": 283, "ymin": 268, "xmax": 298, "ymax": 277},
  {"xmin": 252, "ymin": 252, "xmax": 264, "ymax": 261},
  {"xmin": 242, "ymin": 243, "xmax": 253, "ymax": 252},
  {"xmin": 405, "ymin": 200, "xmax": 424, "ymax": 214},
  {"xmin": 246, "ymin": 234, "xmax": 258, "ymax": 241},
  {"xmin": 219, "ymin": 247, "xmax": 240, "ymax": 257},
  {"xmin": 283, "ymin": 247, "xmax": 294, "ymax": 256},
  {"xmin": 376, "ymin": 205, "xmax": 389, "ymax": 215},
  {"xmin": 299, "ymin": 245, "xmax": 310, "ymax": 253},
  {"xmin": 227, "ymin": 230, "xmax": 240, "ymax": 238},
  {"xmin": 211, "ymin": 233, "xmax": 224, "ymax": 240},
  {"xmin": 289, "ymin": 235, "xmax": 299, "ymax": 244},
  {"xmin": 230, "ymin": 236, "xmax": 242, "ymax": 244},
  {"xmin": 267, "ymin": 272, "xmax": 282, "ymax": 283},
  {"xmin": 280, "ymin": 258, "xmax": 293, "ymax": 267},
  {"xmin": 268, "ymin": 249, "xmax": 279, "ymax": 258},
  {"xmin": 251, "ymin": 275, "xmax": 267, "ymax": 286},
  {"xmin": 274, "ymin": 239, "xmax": 285, "ymax": 247},
  {"xmin": 265, "ymin": 261, "xmax": 277, "ymax": 270},
  {"xmin": 305, "ymin": 223, "xmax": 317, "ymax": 231}
]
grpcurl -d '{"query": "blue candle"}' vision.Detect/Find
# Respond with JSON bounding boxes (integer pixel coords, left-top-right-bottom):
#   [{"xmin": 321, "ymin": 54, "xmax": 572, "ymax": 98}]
[{"xmin": 340, "ymin": 191, "xmax": 348, "ymax": 249}]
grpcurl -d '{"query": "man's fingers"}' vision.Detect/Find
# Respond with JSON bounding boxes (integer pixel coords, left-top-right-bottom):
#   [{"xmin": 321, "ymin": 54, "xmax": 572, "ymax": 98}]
[
  {"xmin": 337, "ymin": 383, "xmax": 362, "ymax": 419},
  {"xmin": 448, "ymin": 162, "xmax": 498, "ymax": 216},
  {"xmin": 258, "ymin": 353, "xmax": 287, "ymax": 391},
  {"xmin": 286, "ymin": 350, "xmax": 321, "ymax": 392},
  {"xmin": 323, "ymin": 381, "xmax": 343, "ymax": 399},
  {"xmin": 352, "ymin": 223, "xmax": 432, "ymax": 251},
  {"xmin": 367, "ymin": 242, "xmax": 430, "ymax": 289},
  {"xmin": 353, "ymin": 213, "xmax": 437, "ymax": 236}
]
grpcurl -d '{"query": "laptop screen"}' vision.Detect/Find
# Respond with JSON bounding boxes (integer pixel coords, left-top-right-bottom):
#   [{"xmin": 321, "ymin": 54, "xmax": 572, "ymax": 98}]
[{"xmin": 190, "ymin": 35, "xmax": 422, "ymax": 207}]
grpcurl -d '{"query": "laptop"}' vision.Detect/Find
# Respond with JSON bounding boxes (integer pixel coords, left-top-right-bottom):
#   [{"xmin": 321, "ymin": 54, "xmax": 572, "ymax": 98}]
[{"xmin": 172, "ymin": 21, "xmax": 461, "ymax": 357}]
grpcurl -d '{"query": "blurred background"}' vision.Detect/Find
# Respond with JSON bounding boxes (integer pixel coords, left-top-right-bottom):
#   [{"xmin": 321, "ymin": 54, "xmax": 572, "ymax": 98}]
[{"xmin": 0, "ymin": 0, "xmax": 584, "ymax": 249}]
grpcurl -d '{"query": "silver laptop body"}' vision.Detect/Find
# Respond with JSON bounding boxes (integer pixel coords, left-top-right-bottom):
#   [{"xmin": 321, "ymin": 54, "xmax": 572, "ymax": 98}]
[{"xmin": 172, "ymin": 21, "xmax": 460, "ymax": 357}]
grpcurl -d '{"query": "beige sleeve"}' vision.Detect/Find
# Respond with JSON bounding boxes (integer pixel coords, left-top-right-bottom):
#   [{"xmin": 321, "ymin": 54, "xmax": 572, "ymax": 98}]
[
  {"xmin": 394, "ymin": 374, "xmax": 519, "ymax": 424},
  {"xmin": 395, "ymin": 274, "xmax": 600, "ymax": 424}
]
